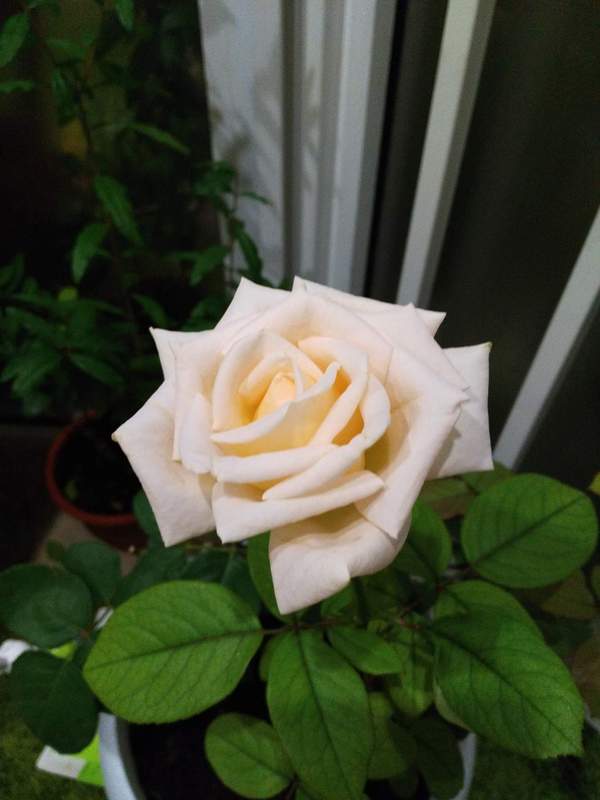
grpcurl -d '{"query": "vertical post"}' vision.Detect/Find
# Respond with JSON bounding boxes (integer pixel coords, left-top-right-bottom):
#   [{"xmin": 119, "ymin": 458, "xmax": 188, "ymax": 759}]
[
  {"xmin": 494, "ymin": 207, "xmax": 600, "ymax": 468},
  {"xmin": 396, "ymin": 0, "xmax": 496, "ymax": 307}
]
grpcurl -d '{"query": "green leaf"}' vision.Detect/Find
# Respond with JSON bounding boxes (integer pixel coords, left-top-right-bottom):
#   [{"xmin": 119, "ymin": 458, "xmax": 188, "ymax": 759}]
[
  {"xmin": 112, "ymin": 546, "xmax": 186, "ymax": 606},
  {"xmin": 0, "ymin": 565, "xmax": 93, "ymax": 647},
  {"xmin": 432, "ymin": 612, "xmax": 584, "ymax": 757},
  {"xmin": 129, "ymin": 122, "xmax": 189, "ymax": 155},
  {"xmin": 71, "ymin": 223, "xmax": 108, "ymax": 283},
  {"xmin": 51, "ymin": 68, "xmax": 76, "ymax": 124},
  {"xmin": 4, "ymin": 344, "xmax": 61, "ymax": 395},
  {"xmin": 232, "ymin": 222, "xmax": 263, "ymax": 277},
  {"xmin": 434, "ymin": 580, "xmax": 541, "ymax": 636},
  {"xmin": 571, "ymin": 634, "xmax": 600, "ymax": 717},
  {"xmin": 46, "ymin": 539, "xmax": 66, "ymax": 563},
  {"xmin": 132, "ymin": 293, "xmax": 170, "ymax": 327},
  {"xmin": 187, "ymin": 245, "xmax": 229, "ymax": 285},
  {"xmin": 539, "ymin": 570, "xmax": 597, "ymax": 620},
  {"xmin": 11, "ymin": 652, "xmax": 97, "ymax": 753},
  {"xmin": 132, "ymin": 490, "xmax": 163, "ymax": 548},
  {"xmin": 461, "ymin": 474, "xmax": 598, "ymax": 588},
  {"xmin": 47, "ymin": 37, "xmax": 87, "ymax": 61},
  {"xmin": 84, "ymin": 581, "xmax": 262, "ymax": 723},
  {"xmin": 63, "ymin": 541, "xmax": 120, "ymax": 605},
  {"xmin": 328, "ymin": 626, "xmax": 403, "ymax": 675},
  {"xmin": 240, "ymin": 190, "xmax": 271, "ymax": 205},
  {"xmin": 410, "ymin": 717, "xmax": 464, "ymax": 800},
  {"xmin": 462, "ymin": 461, "xmax": 513, "ymax": 494},
  {"xmin": 394, "ymin": 501, "xmax": 451, "ymax": 580},
  {"xmin": 69, "ymin": 353, "xmax": 124, "ymax": 386},
  {"xmin": 367, "ymin": 693, "xmax": 415, "ymax": 780},
  {"xmin": 0, "ymin": 79, "xmax": 35, "ymax": 94},
  {"xmin": 433, "ymin": 681, "xmax": 469, "ymax": 729},
  {"xmin": 94, "ymin": 175, "xmax": 142, "ymax": 245},
  {"xmin": 183, "ymin": 549, "xmax": 261, "ymax": 614},
  {"xmin": 0, "ymin": 13, "xmax": 30, "ymax": 68},
  {"xmin": 419, "ymin": 477, "xmax": 473, "ymax": 519},
  {"xmin": 267, "ymin": 630, "xmax": 372, "ymax": 800},
  {"xmin": 205, "ymin": 713, "xmax": 294, "ymax": 798},
  {"xmin": 384, "ymin": 618, "xmax": 434, "ymax": 717},
  {"xmin": 114, "ymin": 0, "xmax": 134, "ymax": 31},
  {"xmin": 247, "ymin": 532, "xmax": 284, "ymax": 619},
  {"xmin": 258, "ymin": 635, "xmax": 284, "ymax": 682}
]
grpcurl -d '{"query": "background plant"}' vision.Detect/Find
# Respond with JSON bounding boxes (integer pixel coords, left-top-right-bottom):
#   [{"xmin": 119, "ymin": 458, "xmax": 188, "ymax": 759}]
[
  {"xmin": 0, "ymin": 0, "xmax": 271, "ymax": 420},
  {"xmin": 1, "ymin": 466, "xmax": 598, "ymax": 799}
]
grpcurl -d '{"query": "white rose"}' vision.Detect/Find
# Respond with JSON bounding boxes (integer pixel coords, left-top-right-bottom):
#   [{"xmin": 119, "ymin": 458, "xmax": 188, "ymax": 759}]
[{"xmin": 114, "ymin": 278, "xmax": 492, "ymax": 614}]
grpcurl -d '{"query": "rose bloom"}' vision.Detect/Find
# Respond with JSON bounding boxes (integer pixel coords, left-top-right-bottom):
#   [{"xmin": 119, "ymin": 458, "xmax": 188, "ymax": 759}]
[{"xmin": 114, "ymin": 278, "xmax": 492, "ymax": 613}]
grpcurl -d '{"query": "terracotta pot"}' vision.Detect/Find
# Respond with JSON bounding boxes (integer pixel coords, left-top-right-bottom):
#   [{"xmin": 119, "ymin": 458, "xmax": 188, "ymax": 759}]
[{"xmin": 45, "ymin": 415, "xmax": 146, "ymax": 552}]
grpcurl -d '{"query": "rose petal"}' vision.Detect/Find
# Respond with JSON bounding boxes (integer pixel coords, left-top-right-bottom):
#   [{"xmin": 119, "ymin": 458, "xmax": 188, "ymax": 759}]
[
  {"xmin": 299, "ymin": 337, "xmax": 369, "ymax": 445},
  {"xmin": 112, "ymin": 384, "xmax": 214, "ymax": 545},
  {"xmin": 357, "ymin": 349, "xmax": 466, "ymax": 537},
  {"xmin": 235, "ymin": 290, "xmax": 393, "ymax": 383},
  {"xmin": 150, "ymin": 328, "xmax": 205, "ymax": 383},
  {"xmin": 292, "ymin": 276, "xmax": 445, "ymax": 335},
  {"xmin": 428, "ymin": 344, "xmax": 493, "ymax": 478},
  {"xmin": 269, "ymin": 507, "xmax": 409, "ymax": 614},
  {"xmin": 263, "ymin": 375, "xmax": 390, "ymax": 500},
  {"xmin": 212, "ymin": 470, "xmax": 384, "ymax": 543},
  {"xmin": 211, "ymin": 362, "xmax": 340, "ymax": 456},
  {"xmin": 212, "ymin": 331, "xmax": 323, "ymax": 432},
  {"xmin": 178, "ymin": 392, "xmax": 214, "ymax": 474},
  {"xmin": 213, "ymin": 444, "xmax": 335, "ymax": 484},
  {"xmin": 216, "ymin": 277, "xmax": 289, "ymax": 329}
]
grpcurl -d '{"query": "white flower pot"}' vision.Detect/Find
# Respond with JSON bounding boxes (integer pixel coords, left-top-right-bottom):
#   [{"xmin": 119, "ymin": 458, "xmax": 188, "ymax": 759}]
[{"xmin": 99, "ymin": 712, "xmax": 477, "ymax": 800}]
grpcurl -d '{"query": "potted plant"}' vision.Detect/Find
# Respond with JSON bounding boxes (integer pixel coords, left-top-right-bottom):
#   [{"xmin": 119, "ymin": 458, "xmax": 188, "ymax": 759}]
[
  {"xmin": 0, "ymin": 277, "xmax": 598, "ymax": 799},
  {"xmin": 0, "ymin": 0, "xmax": 271, "ymax": 548}
]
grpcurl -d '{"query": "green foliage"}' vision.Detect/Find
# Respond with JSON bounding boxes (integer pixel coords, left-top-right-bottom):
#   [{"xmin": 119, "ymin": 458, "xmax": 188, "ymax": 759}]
[
  {"xmin": 62, "ymin": 541, "xmax": 121, "ymax": 606},
  {"xmin": 10, "ymin": 652, "xmax": 97, "ymax": 754},
  {"xmin": 538, "ymin": 570, "xmax": 598, "ymax": 620},
  {"xmin": 0, "ymin": 565, "xmax": 93, "ymax": 647},
  {"xmin": 0, "ymin": 14, "xmax": 30, "ymax": 68},
  {"xmin": 132, "ymin": 489, "xmax": 163, "ymax": 548},
  {"xmin": 435, "ymin": 580, "xmax": 540, "ymax": 635},
  {"xmin": 114, "ymin": 0, "xmax": 135, "ymax": 31},
  {"xmin": 461, "ymin": 474, "xmax": 598, "ymax": 587},
  {"xmin": 94, "ymin": 175, "xmax": 142, "ymax": 246},
  {"xmin": 411, "ymin": 717, "xmax": 464, "ymax": 800},
  {"xmin": 112, "ymin": 545, "xmax": 186, "ymax": 606},
  {"xmin": 246, "ymin": 532, "xmax": 284, "ymax": 619},
  {"xmin": 384, "ymin": 617, "xmax": 434, "ymax": 717},
  {"xmin": 183, "ymin": 548, "xmax": 261, "ymax": 613},
  {"xmin": 327, "ymin": 626, "xmax": 403, "ymax": 675},
  {"xmin": 84, "ymin": 581, "xmax": 262, "ymax": 722},
  {"xmin": 129, "ymin": 122, "xmax": 189, "ymax": 155},
  {"xmin": 0, "ymin": 79, "xmax": 35, "ymax": 94},
  {"xmin": 432, "ymin": 612, "xmax": 584, "ymax": 757},
  {"xmin": 394, "ymin": 500, "xmax": 452, "ymax": 580},
  {"xmin": 205, "ymin": 713, "xmax": 294, "ymax": 798},
  {"xmin": 367, "ymin": 692, "xmax": 416, "ymax": 780},
  {"xmin": 267, "ymin": 630, "xmax": 372, "ymax": 800},
  {"xmin": 71, "ymin": 223, "xmax": 109, "ymax": 284}
]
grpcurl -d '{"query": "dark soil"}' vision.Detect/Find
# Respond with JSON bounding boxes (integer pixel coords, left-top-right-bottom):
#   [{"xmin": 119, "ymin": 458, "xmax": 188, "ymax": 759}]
[{"xmin": 55, "ymin": 417, "xmax": 139, "ymax": 515}]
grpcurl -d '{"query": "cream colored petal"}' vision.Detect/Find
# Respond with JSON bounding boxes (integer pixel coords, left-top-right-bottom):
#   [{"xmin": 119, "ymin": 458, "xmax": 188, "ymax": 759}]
[
  {"xmin": 112, "ymin": 384, "xmax": 214, "ymax": 545},
  {"xmin": 269, "ymin": 507, "xmax": 410, "ymax": 614},
  {"xmin": 150, "ymin": 328, "xmax": 206, "ymax": 383},
  {"xmin": 213, "ymin": 444, "xmax": 335, "ymax": 484},
  {"xmin": 217, "ymin": 277, "xmax": 289, "ymax": 329},
  {"xmin": 239, "ymin": 350, "xmax": 321, "ymax": 406},
  {"xmin": 264, "ymin": 375, "xmax": 390, "ymax": 500},
  {"xmin": 357, "ymin": 350, "xmax": 467, "ymax": 537},
  {"xmin": 212, "ymin": 330, "xmax": 322, "ymax": 432},
  {"xmin": 211, "ymin": 362, "xmax": 340, "ymax": 456},
  {"xmin": 428, "ymin": 344, "xmax": 493, "ymax": 478},
  {"xmin": 292, "ymin": 276, "xmax": 445, "ymax": 335},
  {"xmin": 235, "ymin": 289, "xmax": 392, "ymax": 383},
  {"xmin": 178, "ymin": 392, "xmax": 214, "ymax": 474},
  {"xmin": 213, "ymin": 470, "xmax": 384, "ymax": 543},
  {"xmin": 299, "ymin": 337, "xmax": 369, "ymax": 445}
]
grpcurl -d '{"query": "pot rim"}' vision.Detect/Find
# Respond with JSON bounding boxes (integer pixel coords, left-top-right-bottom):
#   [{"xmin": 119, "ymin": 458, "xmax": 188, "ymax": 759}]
[{"xmin": 45, "ymin": 413, "xmax": 136, "ymax": 528}]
